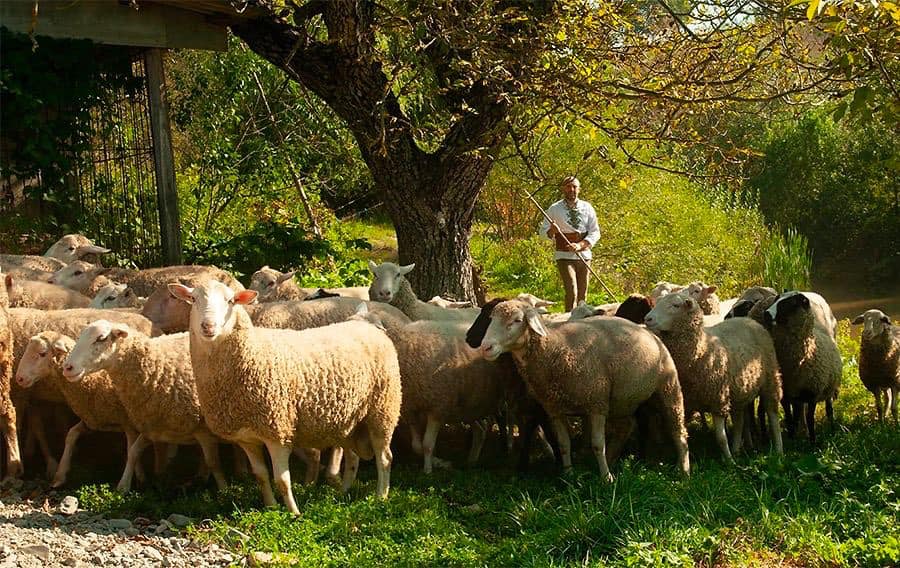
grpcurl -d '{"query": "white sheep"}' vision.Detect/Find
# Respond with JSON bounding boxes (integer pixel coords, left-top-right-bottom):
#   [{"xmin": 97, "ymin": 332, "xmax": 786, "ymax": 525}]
[
  {"xmin": 0, "ymin": 235, "xmax": 109, "ymax": 274},
  {"xmin": 63, "ymin": 321, "xmax": 226, "ymax": 493},
  {"xmin": 649, "ymin": 281, "xmax": 685, "ymax": 300},
  {"xmin": 367, "ymin": 261, "xmax": 479, "ymax": 322},
  {"xmin": 426, "ymin": 296, "xmax": 474, "ymax": 309},
  {"xmin": 15, "ymin": 331, "xmax": 144, "ymax": 487},
  {"xmin": 852, "ymin": 309, "xmax": 899, "ymax": 422},
  {"xmin": 249, "ymin": 265, "xmax": 369, "ymax": 302},
  {"xmin": 50, "ymin": 261, "xmax": 244, "ymax": 297},
  {"xmin": 89, "ymin": 282, "xmax": 145, "ymax": 309},
  {"xmin": 5, "ymin": 275, "xmax": 91, "ymax": 310},
  {"xmin": 169, "ymin": 281, "xmax": 402, "ymax": 513},
  {"xmin": 0, "ymin": 274, "xmax": 21, "ymax": 479},
  {"xmin": 644, "ymin": 292, "xmax": 784, "ymax": 460},
  {"xmin": 353, "ymin": 306, "xmax": 515, "ymax": 473},
  {"xmin": 468, "ymin": 299, "xmax": 691, "ymax": 480}
]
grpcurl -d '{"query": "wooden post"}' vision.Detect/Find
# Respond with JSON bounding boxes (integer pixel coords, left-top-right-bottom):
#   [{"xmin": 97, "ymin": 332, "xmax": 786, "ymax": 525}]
[{"xmin": 145, "ymin": 48, "xmax": 182, "ymax": 265}]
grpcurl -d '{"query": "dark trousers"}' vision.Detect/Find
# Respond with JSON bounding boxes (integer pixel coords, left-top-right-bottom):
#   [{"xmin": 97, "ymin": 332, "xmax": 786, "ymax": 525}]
[{"xmin": 556, "ymin": 259, "xmax": 590, "ymax": 311}]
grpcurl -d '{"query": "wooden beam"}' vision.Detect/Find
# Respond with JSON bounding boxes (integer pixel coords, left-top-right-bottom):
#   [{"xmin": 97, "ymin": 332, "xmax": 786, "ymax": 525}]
[
  {"xmin": 145, "ymin": 48, "xmax": 182, "ymax": 266},
  {"xmin": 0, "ymin": 1, "xmax": 227, "ymax": 51}
]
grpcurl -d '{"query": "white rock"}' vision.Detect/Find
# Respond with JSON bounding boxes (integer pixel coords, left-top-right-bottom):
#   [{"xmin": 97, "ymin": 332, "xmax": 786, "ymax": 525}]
[
  {"xmin": 58, "ymin": 496, "xmax": 78, "ymax": 515},
  {"xmin": 144, "ymin": 547, "xmax": 164, "ymax": 561}
]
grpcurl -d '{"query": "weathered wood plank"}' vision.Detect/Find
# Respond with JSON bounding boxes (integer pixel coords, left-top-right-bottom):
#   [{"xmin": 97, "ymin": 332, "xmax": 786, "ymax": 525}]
[
  {"xmin": 0, "ymin": 1, "xmax": 227, "ymax": 51},
  {"xmin": 145, "ymin": 48, "xmax": 182, "ymax": 266}
]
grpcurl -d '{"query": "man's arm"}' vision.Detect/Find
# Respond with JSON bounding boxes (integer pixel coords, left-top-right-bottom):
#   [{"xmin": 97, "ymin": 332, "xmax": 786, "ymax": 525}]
[{"xmin": 582, "ymin": 204, "xmax": 601, "ymax": 249}]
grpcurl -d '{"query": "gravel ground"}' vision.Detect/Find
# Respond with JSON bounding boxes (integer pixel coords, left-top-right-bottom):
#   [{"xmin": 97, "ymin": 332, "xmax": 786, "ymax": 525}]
[{"xmin": 0, "ymin": 481, "xmax": 240, "ymax": 567}]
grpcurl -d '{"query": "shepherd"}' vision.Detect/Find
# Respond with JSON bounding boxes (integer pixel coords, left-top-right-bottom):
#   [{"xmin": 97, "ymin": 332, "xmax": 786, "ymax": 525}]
[{"xmin": 540, "ymin": 175, "xmax": 601, "ymax": 311}]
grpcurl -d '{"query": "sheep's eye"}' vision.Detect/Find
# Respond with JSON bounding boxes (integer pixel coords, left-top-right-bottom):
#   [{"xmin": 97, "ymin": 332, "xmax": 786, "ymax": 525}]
[
  {"xmin": 68, "ymin": 246, "xmax": 76, "ymax": 251},
  {"xmin": 267, "ymin": 282, "xmax": 275, "ymax": 288},
  {"xmin": 39, "ymin": 351, "xmax": 47, "ymax": 358},
  {"xmin": 74, "ymin": 271, "xmax": 83, "ymax": 276},
  {"xmin": 882, "ymin": 317, "xmax": 891, "ymax": 324},
  {"xmin": 96, "ymin": 335, "xmax": 107, "ymax": 343},
  {"xmin": 512, "ymin": 318, "xmax": 523, "ymax": 324}
]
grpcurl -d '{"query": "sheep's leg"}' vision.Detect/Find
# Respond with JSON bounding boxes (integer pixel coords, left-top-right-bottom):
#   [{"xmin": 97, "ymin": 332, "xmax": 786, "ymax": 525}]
[
  {"xmin": 588, "ymin": 413, "xmax": 613, "ymax": 482},
  {"xmin": 29, "ymin": 412, "xmax": 58, "ymax": 478},
  {"xmin": 369, "ymin": 431, "xmax": 393, "ymax": 499},
  {"xmin": 467, "ymin": 420, "xmax": 487, "ymax": 466},
  {"xmin": 790, "ymin": 402, "xmax": 804, "ymax": 438},
  {"xmin": 341, "ymin": 449, "xmax": 360, "ymax": 493},
  {"xmin": 549, "ymin": 416, "xmax": 573, "ymax": 472},
  {"xmin": 232, "ymin": 445, "xmax": 249, "ymax": 477},
  {"xmin": 196, "ymin": 433, "xmax": 227, "ymax": 491},
  {"xmin": 781, "ymin": 400, "xmax": 794, "ymax": 437},
  {"xmin": 657, "ymin": 396, "xmax": 690, "ymax": 475},
  {"xmin": 1, "ymin": 411, "xmax": 22, "ymax": 480},
  {"xmin": 825, "ymin": 397, "xmax": 835, "ymax": 427},
  {"xmin": 324, "ymin": 447, "xmax": 343, "ymax": 487},
  {"xmin": 730, "ymin": 407, "xmax": 745, "ymax": 457},
  {"xmin": 409, "ymin": 423, "xmax": 423, "ymax": 456},
  {"xmin": 128, "ymin": 430, "xmax": 146, "ymax": 484},
  {"xmin": 422, "ymin": 415, "xmax": 442, "ymax": 474},
  {"xmin": 265, "ymin": 442, "xmax": 300, "ymax": 515},
  {"xmin": 117, "ymin": 434, "xmax": 150, "ymax": 493},
  {"xmin": 805, "ymin": 402, "xmax": 817, "ymax": 444},
  {"xmin": 51, "ymin": 420, "xmax": 87, "ymax": 488},
  {"xmin": 240, "ymin": 443, "xmax": 276, "ymax": 508},
  {"xmin": 713, "ymin": 414, "xmax": 733, "ymax": 462},
  {"xmin": 889, "ymin": 387, "xmax": 898, "ymax": 424},
  {"xmin": 874, "ymin": 389, "xmax": 885, "ymax": 422},
  {"xmin": 152, "ymin": 442, "xmax": 172, "ymax": 475},
  {"xmin": 535, "ymin": 425, "xmax": 557, "ymax": 461},
  {"xmin": 293, "ymin": 447, "xmax": 321, "ymax": 485}
]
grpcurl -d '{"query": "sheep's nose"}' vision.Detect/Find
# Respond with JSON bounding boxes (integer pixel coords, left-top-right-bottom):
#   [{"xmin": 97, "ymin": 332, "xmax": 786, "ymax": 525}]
[
  {"xmin": 15, "ymin": 374, "xmax": 28, "ymax": 387},
  {"xmin": 201, "ymin": 321, "xmax": 216, "ymax": 335},
  {"xmin": 643, "ymin": 315, "xmax": 654, "ymax": 325},
  {"xmin": 63, "ymin": 363, "xmax": 74, "ymax": 374},
  {"xmin": 377, "ymin": 290, "xmax": 390, "ymax": 300}
]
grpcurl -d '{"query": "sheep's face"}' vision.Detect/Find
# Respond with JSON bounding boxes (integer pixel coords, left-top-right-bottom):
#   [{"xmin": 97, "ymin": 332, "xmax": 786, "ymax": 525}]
[
  {"xmin": 45, "ymin": 234, "xmax": 109, "ymax": 264},
  {"xmin": 649, "ymin": 281, "xmax": 684, "ymax": 301},
  {"xmin": 515, "ymin": 293, "xmax": 555, "ymax": 309},
  {"xmin": 368, "ymin": 261, "xmax": 414, "ymax": 303},
  {"xmin": 764, "ymin": 291, "xmax": 811, "ymax": 329},
  {"xmin": 91, "ymin": 283, "xmax": 137, "ymax": 309},
  {"xmin": 567, "ymin": 300, "xmax": 600, "ymax": 322},
  {"xmin": 249, "ymin": 266, "xmax": 296, "ymax": 301},
  {"xmin": 169, "ymin": 281, "xmax": 257, "ymax": 341},
  {"xmin": 643, "ymin": 292, "xmax": 699, "ymax": 332},
  {"xmin": 63, "ymin": 320, "xmax": 129, "ymax": 381},
  {"xmin": 480, "ymin": 300, "xmax": 546, "ymax": 361},
  {"xmin": 16, "ymin": 333, "xmax": 70, "ymax": 388},
  {"xmin": 49, "ymin": 261, "xmax": 97, "ymax": 292},
  {"xmin": 853, "ymin": 309, "xmax": 892, "ymax": 341},
  {"xmin": 685, "ymin": 282, "xmax": 717, "ymax": 303}
]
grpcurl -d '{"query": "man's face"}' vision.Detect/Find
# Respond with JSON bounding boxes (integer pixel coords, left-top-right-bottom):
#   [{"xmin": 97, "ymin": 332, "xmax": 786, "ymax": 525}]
[{"xmin": 562, "ymin": 182, "xmax": 579, "ymax": 202}]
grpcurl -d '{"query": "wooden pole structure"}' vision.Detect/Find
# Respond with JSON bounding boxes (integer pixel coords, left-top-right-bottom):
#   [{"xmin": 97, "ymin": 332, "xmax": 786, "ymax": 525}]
[{"xmin": 145, "ymin": 48, "xmax": 183, "ymax": 265}]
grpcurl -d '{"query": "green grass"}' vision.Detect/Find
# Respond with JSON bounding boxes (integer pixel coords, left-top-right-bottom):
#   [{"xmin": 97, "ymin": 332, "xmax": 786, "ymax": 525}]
[{"xmin": 73, "ymin": 324, "xmax": 899, "ymax": 568}]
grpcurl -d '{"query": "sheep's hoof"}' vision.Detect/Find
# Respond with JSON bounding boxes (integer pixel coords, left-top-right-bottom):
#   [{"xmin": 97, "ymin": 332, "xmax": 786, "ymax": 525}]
[
  {"xmin": 433, "ymin": 457, "xmax": 452, "ymax": 470},
  {"xmin": 603, "ymin": 472, "xmax": 614, "ymax": 483},
  {"xmin": 50, "ymin": 477, "xmax": 66, "ymax": 489}
]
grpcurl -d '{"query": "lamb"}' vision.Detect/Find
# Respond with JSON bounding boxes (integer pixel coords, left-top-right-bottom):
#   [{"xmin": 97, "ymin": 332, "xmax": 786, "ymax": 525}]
[
  {"xmin": 683, "ymin": 281, "xmax": 722, "ymax": 315},
  {"xmin": 62, "ymin": 321, "xmax": 226, "ymax": 493},
  {"xmin": 15, "ymin": 331, "xmax": 143, "ymax": 487},
  {"xmin": 353, "ymin": 305, "xmax": 515, "ymax": 473},
  {"xmin": 168, "ymin": 281, "xmax": 402, "ymax": 513},
  {"xmin": 50, "ymin": 261, "xmax": 244, "ymax": 297},
  {"xmin": 0, "ymin": 272, "xmax": 21, "ymax": 479},
  {"xmin": 368, "ymin": 261, "xmax": 479, "ymax": 322},
  {"xmin": 467, "ymin": 298, "xmax": 690, "ymax": 480},
  {"xmin": 851, "ymin": 310, "xmax": 899, "ymax": 422},
  {"xmin": 249, "ymin": 266, "xmax": 369, "ymax": 302},
  {"xmin": 644, "ymin": 292, "xmax": 784, "ymax": 460},
  {"xmin": 614, "ymin": 294, "xmax": 655, "ymax": 324},
  {"xmin": 0, "ymin": 254, "xmax": 67, "ymax": 274},
  {"xmin": 5, "ymin": 275, "xmax": 91, "ymax": 310},
  {"xmin": 762, "ymin": 291, "xmax": 842, "ymax": 443},
  {"xmin": 566, "ymin": 300, "xmax": 610, "ymax": 321},
  {"xmin": 90, "ymin": 282, "xmax": 144, "ymax": 309}
]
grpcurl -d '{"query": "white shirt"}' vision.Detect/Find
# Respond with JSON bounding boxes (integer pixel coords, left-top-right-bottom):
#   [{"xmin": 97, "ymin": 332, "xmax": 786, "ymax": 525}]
[{"xmin": 539, "ymin": 198, "xmax": 601, "ymax": 261}]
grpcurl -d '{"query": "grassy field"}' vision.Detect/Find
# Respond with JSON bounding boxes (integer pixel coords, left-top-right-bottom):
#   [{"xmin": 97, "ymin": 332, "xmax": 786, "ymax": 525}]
[{"xmin": 72, "ymin": 322, "xmax": 899, "ymax": 568}]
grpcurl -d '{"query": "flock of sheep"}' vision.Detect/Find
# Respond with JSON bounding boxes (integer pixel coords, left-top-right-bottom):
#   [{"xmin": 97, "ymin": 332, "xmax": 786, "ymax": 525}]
[{"xmin": 0, "ymin": 234, "xmax": 898, "ymax": 515}]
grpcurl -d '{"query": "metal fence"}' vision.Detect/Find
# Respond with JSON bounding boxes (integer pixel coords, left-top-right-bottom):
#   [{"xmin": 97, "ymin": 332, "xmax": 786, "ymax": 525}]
[{"xmin": 74, "ymin": 54, "xmax": 162, "ymax": 267}]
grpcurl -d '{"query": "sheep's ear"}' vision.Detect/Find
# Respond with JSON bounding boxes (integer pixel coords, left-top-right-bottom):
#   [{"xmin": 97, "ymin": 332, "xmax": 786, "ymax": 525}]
[
  {"xmin": 261, "ymin": 265, "xmax": 270, "ymax": 271},
  {"xmin": 525, "ymin": 308, "xmax": 548, "ymax": 337},
  {"xmin": 234, "ymin": 290, "xmax": 258, "ymax": 305},
  {"xmin": 367, "ymin": 260, "xmax": 378, "ymax": 273},
  {"xmin": 276, "ymin": 271, "xmax": 297, "ymax": 285},
  {"xmin": 76, "ymin": 245, "xmax": 110, "ymax": 257},
  {"xmin": 355, "ymin": 303, "xmax": 369, "ymax": 316},
  {"xmin": 109, "ymin": 324, "xmax": 130, "ymax": 340},
  {"xmin": 4, "ymin": 274, "xmax": 13, "ymax": 289},
  {"xmin": 168, "ymin": 283, "xmax": 194, "ymax": 304},
  {"xmin": 535, "ymin": 299, "xmax": 555, "ymax": 308},
  {"xmin": 399, "ymin": 263, "xmax": 415, "ymax": 275},
  {"xmin": 851, "ymin": 314, "xmax": 864, "ymax": 325},
  {"xmin": 50, "ymin": 339, "xmax": 70, "ymax": 357},
  {"xmin": 705, "ymin": 285, "xmax": 718, "ymax": 295},
  {"xmin": 881, "ymin": 315, "xmax": 891, "ymax": 325}
]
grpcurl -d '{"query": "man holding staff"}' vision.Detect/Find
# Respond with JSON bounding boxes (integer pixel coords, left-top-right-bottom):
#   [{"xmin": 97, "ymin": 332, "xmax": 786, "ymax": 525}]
[{"xmin": 540, "ymin": 175, "xmax": 601, "ymax": 311}]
